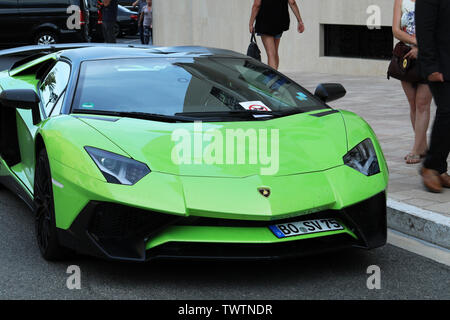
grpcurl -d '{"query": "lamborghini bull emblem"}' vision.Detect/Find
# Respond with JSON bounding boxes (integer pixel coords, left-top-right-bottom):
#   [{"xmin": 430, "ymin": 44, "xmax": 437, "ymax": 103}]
[{"xmin": 258, "ymin": 187, "xmax": 271, "ymax": 198}]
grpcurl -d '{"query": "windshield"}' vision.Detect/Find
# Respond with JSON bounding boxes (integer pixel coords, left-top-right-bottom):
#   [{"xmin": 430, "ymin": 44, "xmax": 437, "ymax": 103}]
[{"xmin": 72, "ymin": 57, "xmax": 326, "ymax": 120}]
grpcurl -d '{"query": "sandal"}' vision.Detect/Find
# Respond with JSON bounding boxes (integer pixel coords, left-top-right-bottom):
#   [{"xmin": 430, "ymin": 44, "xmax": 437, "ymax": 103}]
[
  {"xmin": 404, "ymin": 153, "xmax": 427, "ymax": 160},
  {"xmin": 405, "ymin": 153, "xmax": 422, "ymax": 164}
]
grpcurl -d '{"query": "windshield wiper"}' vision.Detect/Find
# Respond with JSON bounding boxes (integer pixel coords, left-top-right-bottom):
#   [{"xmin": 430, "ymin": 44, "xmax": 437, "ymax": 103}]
[
  {"xmin": 176, "ymin": 109, "xmax": 305, "ymax": 119},
  {"xmin": 175, "ymin": 110, "xmax": 275, "ymax": 121},
  {"xmin": 176, "ymin": 110, "xmax": 272, "ymax": 116},
  {"xmin": 72, "ymin": 109, "xmax": 195, "ymax": 123}
]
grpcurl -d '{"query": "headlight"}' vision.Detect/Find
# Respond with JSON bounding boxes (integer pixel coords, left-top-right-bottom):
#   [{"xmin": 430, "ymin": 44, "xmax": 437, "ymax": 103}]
[
  {"xmin": 343, "ymin": 139, "xmax": 380, "ymax": 176},
  {"xmin": 85, "ymin": 146, "xmax": 150, "ymax": 185}
]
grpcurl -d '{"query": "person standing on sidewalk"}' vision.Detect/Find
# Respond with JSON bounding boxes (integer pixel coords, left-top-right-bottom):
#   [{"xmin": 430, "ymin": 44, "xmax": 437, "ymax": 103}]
[
  {"xmin": 416, "ymin": 0, "xmax": 450, "ymax": 192},
  {"xmin": 392, "ymin": 0, "xmax": 432, "ymax": 165},
  {"xmin": 139, "ymin": 0, "xmax": 153, "ymax": 45},
  {"xmin": 249, "ymin": 0, "xmax": 305, "ymax": 70},
  {"xmin": 133, "ymin": 0, "xmax": 146, "ymax": 44},
  {"xmin": 99, "ymin": 0, "xmax": 118, "ymax": 43}
]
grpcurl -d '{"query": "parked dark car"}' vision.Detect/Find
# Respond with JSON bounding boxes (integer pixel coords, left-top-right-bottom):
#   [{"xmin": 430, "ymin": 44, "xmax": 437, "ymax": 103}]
[
  {"xmin": 88, "ymin": 1, "xmax": 138, "ymax": 41},
  {"xmin": 119, "ymin": 0, "xmax": 139, "ymax": 12},
  {"xmin": 116, "ymin": 5, "xmax": 139, "ymax": 36},
  {"xmin": 0, "ymin": 0, "xmax": 90, "ymax": 47},
  {"xmin": 118, "ymin": 0, "xmax": 136, "ymax": 6}
]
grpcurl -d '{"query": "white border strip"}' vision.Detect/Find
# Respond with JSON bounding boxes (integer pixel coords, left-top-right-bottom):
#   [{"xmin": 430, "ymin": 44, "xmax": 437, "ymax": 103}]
[{"xmin": 387, "ymin": 198, "xmax": 450, "ymax": 227}]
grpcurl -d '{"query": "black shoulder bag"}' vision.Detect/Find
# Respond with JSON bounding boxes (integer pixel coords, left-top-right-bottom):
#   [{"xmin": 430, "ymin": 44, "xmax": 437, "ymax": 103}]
[{"xmin": 247, "ymin": 31, "xmax": 261, "ymax": 61}]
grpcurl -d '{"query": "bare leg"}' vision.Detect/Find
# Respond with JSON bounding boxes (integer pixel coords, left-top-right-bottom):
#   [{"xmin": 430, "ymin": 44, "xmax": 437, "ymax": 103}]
[
  {"xmin": 274, "ymin": 38, "xmax": 281, "ymax": 70},
  {"xmin": 401, "ymin": 81, "xmax": 417, "ymax": 130},
  {"xmin": 401, "ymin": 81, "xmax": 422, "ymax": 163},
  {"xmin": 261, "ymin": 35, "xmax": 278, "ymax": 69},
  {"xmin": 412, "ymin": 83, "xmax": 432, "ymax": 156}
]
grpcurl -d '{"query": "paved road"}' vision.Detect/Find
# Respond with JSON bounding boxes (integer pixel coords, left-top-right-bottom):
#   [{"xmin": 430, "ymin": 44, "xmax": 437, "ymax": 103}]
[{"xmin": 0, "ymin": 187, "xmax": 448, "ymax": 300}]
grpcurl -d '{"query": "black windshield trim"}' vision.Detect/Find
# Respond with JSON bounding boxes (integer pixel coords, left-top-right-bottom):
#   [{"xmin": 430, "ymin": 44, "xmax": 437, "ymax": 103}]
[
  {"xmin": 71, "ymin": 109, "xmax": 305, "ymax": 123},
  {"xmin": 72, "ymin": 109, "xmax": 196, "ymax": 123}
]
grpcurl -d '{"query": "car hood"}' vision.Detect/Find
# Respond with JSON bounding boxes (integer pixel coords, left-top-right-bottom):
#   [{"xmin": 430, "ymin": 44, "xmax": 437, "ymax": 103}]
[{"xmin": 77, "ymin": 111, "xmax": 348, "ymax": 178}]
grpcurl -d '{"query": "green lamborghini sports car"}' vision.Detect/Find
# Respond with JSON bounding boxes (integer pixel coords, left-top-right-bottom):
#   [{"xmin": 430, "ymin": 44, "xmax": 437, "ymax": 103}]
[{"xmin": 0, "ymin": 44, "xmax": 388, "ymax": 262}]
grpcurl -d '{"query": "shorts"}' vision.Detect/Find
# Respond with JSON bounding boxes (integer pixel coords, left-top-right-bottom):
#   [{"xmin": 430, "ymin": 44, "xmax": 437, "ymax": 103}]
[{"xmin": 257, "ymin": 32, "xmax": 283, "ymax": 39}]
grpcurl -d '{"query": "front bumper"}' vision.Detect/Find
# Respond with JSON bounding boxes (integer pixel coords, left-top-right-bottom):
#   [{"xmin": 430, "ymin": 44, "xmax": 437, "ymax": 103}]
[{"xmin": 57, "ymin": 192, "xmax": 387, "ymax": 261}]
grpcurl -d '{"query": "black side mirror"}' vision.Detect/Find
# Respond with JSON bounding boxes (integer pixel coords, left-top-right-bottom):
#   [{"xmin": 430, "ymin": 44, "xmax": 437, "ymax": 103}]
[
  {"xmin": 0, "ymin": 89, "xmax": 41, "ymax": 125},
  {"xmin": 314, "ymin": 83, "xmax": 346, "ymax": 103}
]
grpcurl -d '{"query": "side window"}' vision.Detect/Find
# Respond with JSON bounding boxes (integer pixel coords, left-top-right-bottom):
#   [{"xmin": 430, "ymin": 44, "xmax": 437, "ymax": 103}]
[
  {"xmin": 50, "ymin": 91, "xmax": 66, "ymax": 117},
  {"xmin": 39, "ymin": 61, "xmax": 71, "ymax": 116}
]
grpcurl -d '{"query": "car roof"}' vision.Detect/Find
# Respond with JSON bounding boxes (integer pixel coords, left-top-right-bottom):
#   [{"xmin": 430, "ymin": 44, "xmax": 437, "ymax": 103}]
[
  {"xmin": 0, "ymin": 44, "xmax": 250, "ymax": 75},
  {"xmin": 58, "ymin": 45, "xmax": 249, "ymax": 63}
]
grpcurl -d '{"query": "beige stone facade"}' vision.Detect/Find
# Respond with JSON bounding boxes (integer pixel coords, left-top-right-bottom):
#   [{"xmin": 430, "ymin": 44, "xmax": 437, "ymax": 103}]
[{"xmin": 153, "ymin": 0, "xmax": 395, "ymax": 76}]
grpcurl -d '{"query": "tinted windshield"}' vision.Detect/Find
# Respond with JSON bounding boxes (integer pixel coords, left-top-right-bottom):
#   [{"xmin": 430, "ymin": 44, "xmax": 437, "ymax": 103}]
[{"xmin": 72, "ymin": 57, "xmax": 326, "ymax": 119}]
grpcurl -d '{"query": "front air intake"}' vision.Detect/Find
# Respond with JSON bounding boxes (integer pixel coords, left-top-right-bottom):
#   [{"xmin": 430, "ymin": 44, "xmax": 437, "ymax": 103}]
[{"xmin": 86, "ymin": 202, "xmax": 181, "ymax": 260}]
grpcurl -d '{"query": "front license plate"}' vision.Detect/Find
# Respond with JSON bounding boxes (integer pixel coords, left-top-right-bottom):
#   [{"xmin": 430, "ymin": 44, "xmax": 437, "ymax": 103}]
[{"xmin": 269, "ymin": 218, "xmax": 344, "ymax": 239}]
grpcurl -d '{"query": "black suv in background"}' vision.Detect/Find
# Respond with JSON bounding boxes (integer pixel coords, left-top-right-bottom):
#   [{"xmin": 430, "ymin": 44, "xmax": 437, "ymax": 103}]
[{"xmin": 0, "ymin": 0, "xmax": 90, "ymax": 47}]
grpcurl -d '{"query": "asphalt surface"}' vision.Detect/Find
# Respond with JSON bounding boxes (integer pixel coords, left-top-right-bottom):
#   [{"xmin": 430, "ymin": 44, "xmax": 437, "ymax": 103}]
[{"xmin": 0, "ymin": 187, "xmax": 449, "ymax": 300}]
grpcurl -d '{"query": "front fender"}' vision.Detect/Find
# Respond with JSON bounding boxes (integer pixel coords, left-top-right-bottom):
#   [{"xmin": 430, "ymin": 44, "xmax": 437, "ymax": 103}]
[{"xmin": 37, "ymin": 115, "xmax": 130, "ymax": 182}]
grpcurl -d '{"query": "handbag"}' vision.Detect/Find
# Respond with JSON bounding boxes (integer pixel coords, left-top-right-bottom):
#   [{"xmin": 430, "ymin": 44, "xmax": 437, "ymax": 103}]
[
  {"xmin": 247, "ymin": 31, "xmax": 261, "ymax": 61},
  {"xmin": 387, "ymin": 42, "xmax": 422, "ymax": 83}
]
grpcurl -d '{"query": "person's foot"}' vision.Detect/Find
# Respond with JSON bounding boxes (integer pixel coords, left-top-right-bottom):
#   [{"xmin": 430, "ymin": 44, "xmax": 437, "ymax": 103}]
[
  {"xmin": 440, "ymin": 173, "xmax": 450, "ymax": 188},
  {"xmin": 404, "ymin": 153, "xmax": 427, "ymax": 160},
  {"xmin": 405, "ymin": 153, "xmax": 422, "ymax": 164},
  {"xmin": 420, "ymin": 167, "xmax": 443, "ymax": 193}
]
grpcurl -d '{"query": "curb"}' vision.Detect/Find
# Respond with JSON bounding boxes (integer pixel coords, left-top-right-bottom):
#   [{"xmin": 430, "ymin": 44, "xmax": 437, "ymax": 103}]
[{"xmin": 387, "ymin": 198, "xmax": 450, "ymax": 249}]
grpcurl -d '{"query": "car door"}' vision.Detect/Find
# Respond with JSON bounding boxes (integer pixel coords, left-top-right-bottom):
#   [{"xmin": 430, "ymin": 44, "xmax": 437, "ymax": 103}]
[
  {"xmin": 0, "ymin": 0, "xmax": 21, "ymax": 44},
  {"xmin": 15, "ymin": 60, "xmax": 71, "ymax": 189}
]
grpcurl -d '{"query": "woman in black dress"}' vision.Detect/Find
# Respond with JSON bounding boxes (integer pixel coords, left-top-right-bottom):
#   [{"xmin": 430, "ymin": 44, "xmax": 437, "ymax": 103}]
[{"xmin": 249, "ymin": 0, "xmax": 305, "ymax": 70}]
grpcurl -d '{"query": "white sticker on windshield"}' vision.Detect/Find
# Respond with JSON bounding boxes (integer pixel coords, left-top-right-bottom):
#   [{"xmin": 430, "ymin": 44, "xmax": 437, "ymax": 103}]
[{"xmin": 239, "ymin": 101, "xmax": 272, "ymax": 112}]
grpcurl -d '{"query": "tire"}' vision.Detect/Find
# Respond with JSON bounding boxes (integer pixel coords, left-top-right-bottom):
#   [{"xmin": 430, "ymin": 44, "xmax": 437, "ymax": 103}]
[
  {"xmin": 34, "ymin": 30, "xmax": 58, "ymax": 46},
  {"xmin": 34, "ymin": 148, "xmax": 70, "ymax": 261},
  {"xmin": 114, "ymin": 23, "xmax": 121, "ymax": 38}
]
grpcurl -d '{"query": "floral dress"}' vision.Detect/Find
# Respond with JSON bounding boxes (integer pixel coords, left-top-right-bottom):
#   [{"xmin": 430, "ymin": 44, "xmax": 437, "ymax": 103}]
[{"xmin": 401, "ymin": 0, "xmax": 416, "ymax": 36}]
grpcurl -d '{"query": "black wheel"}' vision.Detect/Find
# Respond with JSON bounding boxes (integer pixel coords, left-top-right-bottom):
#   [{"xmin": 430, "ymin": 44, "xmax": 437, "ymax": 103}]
[
  {"xmin": 34, "ymin": 30, "xmax": 58, "ymax": 45},
  {"xmin": 34, "ymin": 149, "xmax": 69, "ymax": 261},
  {"xmin": 114, "ymin": 23, "xmax": 121, "ymax": 38}
]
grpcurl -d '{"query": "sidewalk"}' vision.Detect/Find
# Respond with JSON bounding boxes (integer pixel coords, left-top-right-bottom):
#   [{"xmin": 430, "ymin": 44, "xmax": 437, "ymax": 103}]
[{"xmin": 287, "ymin": 71, "xmax": 450, "ymax": 248}]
